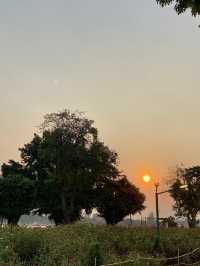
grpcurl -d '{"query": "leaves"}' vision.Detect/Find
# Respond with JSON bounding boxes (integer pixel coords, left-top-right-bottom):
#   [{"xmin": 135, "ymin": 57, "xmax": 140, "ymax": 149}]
[
  {"xmin": 170, "ymin": 166, "xmax": 200, "ymax": 227},
  {"xmin": 97, "ymin": 176, "xmax": 145, "ymax": 225},
  {"xmin": 156, "ymin": 0, "xmax": 200, "ymax": 16},
  {"xmin": 1, "ymin": 109, "xmax": 145, "ymax": 226},
  {"xmin": 0, "ymin": 175, "xmax": 36, "ymax": 224}
]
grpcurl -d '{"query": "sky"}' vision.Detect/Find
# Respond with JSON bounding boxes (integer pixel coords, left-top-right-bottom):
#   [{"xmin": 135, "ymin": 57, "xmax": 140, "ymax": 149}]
[{"xmin": 0, "ymin": 0, "xmax": 200, "ymax": 218}]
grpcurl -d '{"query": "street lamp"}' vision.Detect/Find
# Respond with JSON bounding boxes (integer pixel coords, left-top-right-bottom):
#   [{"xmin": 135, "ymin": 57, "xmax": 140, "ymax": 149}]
[
  {"xmin": 154, "ymin": 182, "xmax": 188, "ymax": 249},
  {"xmin": 154, "ymin": 182, "xmax": 160, "ymax": 249}
]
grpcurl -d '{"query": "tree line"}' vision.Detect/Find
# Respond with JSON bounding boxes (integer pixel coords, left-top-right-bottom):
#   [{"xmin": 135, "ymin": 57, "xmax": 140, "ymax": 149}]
[
  {"xmin": 1, "ymin": 109, "xmax": 200, "ymax": 228},
  {"xmin": 0, "ymin": 110, "xmax": 145, "ymax": 226}
]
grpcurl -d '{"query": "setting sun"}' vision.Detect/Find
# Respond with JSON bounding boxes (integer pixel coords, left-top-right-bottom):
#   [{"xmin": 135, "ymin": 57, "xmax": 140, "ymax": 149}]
[{"xmin": 143, "ymin": 175, "xmax": 151, "ymax": 183}]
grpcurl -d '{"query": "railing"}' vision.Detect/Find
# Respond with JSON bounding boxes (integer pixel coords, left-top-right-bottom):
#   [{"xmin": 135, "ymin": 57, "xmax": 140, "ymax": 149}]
[{"xmin": 99, "ymin": 247, "xmax": 200, "ymax": 266}]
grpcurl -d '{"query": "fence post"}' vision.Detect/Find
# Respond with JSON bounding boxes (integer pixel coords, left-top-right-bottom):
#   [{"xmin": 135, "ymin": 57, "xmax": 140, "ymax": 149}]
[
  {"xmin": 136, "ymin": 253, "xmax": 140, "ymax": 266},
  {"xmin": 95, "ymin": 257, "xmax": 97, "ymax": 266},
  {"xmin": 178, "ymin": 248, "xmax": 180, "ymax": 265}
]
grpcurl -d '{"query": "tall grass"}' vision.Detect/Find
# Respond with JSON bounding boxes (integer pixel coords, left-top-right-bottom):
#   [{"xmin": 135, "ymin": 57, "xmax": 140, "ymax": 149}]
[{"xmin": 0, "ymin": 224, "xmax": 199, "ymax": 265}]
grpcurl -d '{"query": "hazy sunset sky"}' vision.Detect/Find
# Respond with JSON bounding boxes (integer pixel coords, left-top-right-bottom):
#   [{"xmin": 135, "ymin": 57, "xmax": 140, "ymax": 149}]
[{"xmin": 0, "ymin": 0, "xmax": 200, "ymax": 217}]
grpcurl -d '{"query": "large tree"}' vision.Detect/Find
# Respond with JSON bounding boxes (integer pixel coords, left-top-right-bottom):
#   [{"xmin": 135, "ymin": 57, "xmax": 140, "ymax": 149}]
[
  {"xmin": 96, "ymin": 176, "xmax": 145, "ymax": 225},
  {"xmin": 170, "ymin": 166, "xmax": 200, "ymax": 228},
  {"xmin": 12, "ymin": 110, "xmax": 121, "ymax": 224},
  {"xmin": 2, "ymin": 110, "xmax": 145, "ymax": 225},
  {"xmin": 156, "ymin": 0, "xmax": 200, "ymax": 16}
]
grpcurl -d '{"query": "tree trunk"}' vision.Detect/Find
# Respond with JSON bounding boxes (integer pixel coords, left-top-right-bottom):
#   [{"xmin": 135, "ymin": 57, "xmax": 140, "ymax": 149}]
[
  {"xmin": 7, "ymin": 216, "xmax": 20, "ymax": 226},
  {"xmin": 60, "ymin": 189, "xmax": 70, "ymax": 224},
  {"xmin": 0, "ymin": 216, "xmax": 4, "ymax": 226},
  {"xmin": 50, "ymin": 209, "xmax": 65, "ymax": 226},
  {"xmin": 60, "ymin": 188, "xmax": 80, "ymax": 225}
]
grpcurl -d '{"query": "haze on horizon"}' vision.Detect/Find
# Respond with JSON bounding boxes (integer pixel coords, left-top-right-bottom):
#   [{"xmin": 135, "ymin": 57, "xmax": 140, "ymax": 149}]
[{"xmin": 0, "ymin": 0, "xmax": 200, "ymax": 218}]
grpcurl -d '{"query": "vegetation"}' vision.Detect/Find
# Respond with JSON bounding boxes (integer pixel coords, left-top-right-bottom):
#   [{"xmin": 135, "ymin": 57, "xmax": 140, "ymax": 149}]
[
  {"xmin": 170, "ymin": 166, "xmax": 200, "ymax": 228},
  {"xmin": 0, "ymin": 175, "xmax": 36, "ymax": 225},
  {"xmin": 161, "ymin": 216, "xmax": 178, "ymax": 227},
  {"xmin": 156, "ymin": 0, "xmax": 200, "ymax": 16},
  {"xmin": 83, "ymin": 242, "xmax": 104, "ymax": 266},
  {"xmin": 1, "ymin": 110, "xmax": 145, "ymax": 226},
  {"xmin": 96, "ymin": 177, "xmax": 145, "ymax": 225},
  {"xmin": 1, "ymin": 110, "xmax": 200, "ymax": 265},
  {"xmin": 0, "ymin": 224, "xmax": 199, "ymax": 265}
]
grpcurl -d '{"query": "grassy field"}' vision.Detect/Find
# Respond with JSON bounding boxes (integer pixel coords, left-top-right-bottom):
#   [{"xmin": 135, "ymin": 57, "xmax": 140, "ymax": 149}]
[{"xmin": 0, "ymin": 223, "xmax": 200, "ymax": 266}]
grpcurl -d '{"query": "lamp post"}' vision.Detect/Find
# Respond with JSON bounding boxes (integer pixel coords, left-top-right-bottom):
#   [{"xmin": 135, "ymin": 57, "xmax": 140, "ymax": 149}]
[
  {"xmin": 154, "ymin": 182, "xmax": 160, "ymax": 249},
  {"xmin": 154, "ymin": 183, "xmax": 188, "ymax": 249}
]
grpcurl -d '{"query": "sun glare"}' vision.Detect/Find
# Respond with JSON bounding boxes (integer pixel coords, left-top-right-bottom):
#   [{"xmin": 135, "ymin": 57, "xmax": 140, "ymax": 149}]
[{"xmin": 143, "ymin": 175, "xmax": 151, "ymax": 183}]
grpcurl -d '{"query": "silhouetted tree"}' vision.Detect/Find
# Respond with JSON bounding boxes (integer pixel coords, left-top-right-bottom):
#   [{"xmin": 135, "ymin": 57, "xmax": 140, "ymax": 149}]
[
  {"xmin": 37, "ymin": 111, "xmax": 119, "ymax": 224},
  {"xmin": 97, "ymin": 176, "xmax": 145, "ymax": 225},
  {"xmin": 156, "ymin": 0, "xmax": 200, "ymax": 16},
  {"xmin": 170, "ymin": 166, "xmax": 200, "ymax": 228},
  {"xmin": 0, "ymin": 175, "xmax": 36, "ymax": 225},
  {"xmin": 5, "ymin": 110, "xmax": 121, "ymax": 225},
  {"xmin": 2, "ymin": 110, "xmax": 142, "ymax": 225}
]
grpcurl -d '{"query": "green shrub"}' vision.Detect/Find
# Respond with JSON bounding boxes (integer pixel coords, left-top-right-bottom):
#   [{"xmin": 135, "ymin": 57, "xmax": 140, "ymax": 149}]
[
  {"xmin": 0, "ymin": 247, "xmax": 18, "ymax": 265},
  {"xmin": 112, "ymin": 235, "xmax": 130, "ymax": 256},
  {"xmin": 83, "ymin": 242, "xmax": 104, "ymax": 266},
  {"xmin": 12, "ymin": 230, "xmax": 43, "ymax": 263}
]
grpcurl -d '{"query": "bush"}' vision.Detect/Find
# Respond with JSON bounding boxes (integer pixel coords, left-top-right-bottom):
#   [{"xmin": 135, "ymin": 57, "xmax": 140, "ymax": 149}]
[
  {"xmin": 12, "ymin": 230, "xmax": 43, "ymax": 263},
  {"xmin": 112, "ymin": 235, "xmax": 130, "ymax": 256},
  {"xmin": 83, "ymin": 242, "xmax": 104, "ymax": 266}
]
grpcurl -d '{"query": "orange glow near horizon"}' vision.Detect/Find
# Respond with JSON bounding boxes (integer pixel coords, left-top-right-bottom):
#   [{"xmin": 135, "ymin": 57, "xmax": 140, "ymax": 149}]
[{"xmin": 142, "ymin": 174, "xmax": 151, "ymax": 183}]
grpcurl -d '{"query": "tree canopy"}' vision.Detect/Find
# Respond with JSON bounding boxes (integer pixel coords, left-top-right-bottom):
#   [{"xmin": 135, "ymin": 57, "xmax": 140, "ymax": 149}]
[
  {"xmin": 20, "ymin": 110, "xmax": 120, "ymax": 224},
  {"xmin": 170, "ymin": 166, "xmax": 200, "ymax": 228},
  {"xmin": 1, "ymin": 110, "xmax": 145, "ymax": 225},
  {"xmin": 156, "ymin": 0, "xmax": 200, "ymax": 16},
  {"xmin": 0, "ymin": 175, "xmax": 36, "ymax": 225},
  {"xmin": 96, "ymin": 176, "xmax": 145, "ymax": 225}
]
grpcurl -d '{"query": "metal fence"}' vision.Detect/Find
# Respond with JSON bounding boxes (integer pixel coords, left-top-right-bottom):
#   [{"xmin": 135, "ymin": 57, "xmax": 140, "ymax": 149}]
[{"xmin": 99, "ymin": 247, "xmax": 200, "ymax": 266}]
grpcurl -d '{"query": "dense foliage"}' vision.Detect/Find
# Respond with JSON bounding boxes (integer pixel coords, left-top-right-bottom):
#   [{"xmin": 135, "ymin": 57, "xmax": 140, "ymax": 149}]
[
  {"xmin": 170, "ymin": 166, "xmax": 200, "ymax": 228},
  {"xmin": 0, "ymin": 175, "xmax": 36, "ymax": 224},
  {"xmin": 1, "ymin": 110, "xmax": 145, "ymax": 225},
  {"xmin": 97, "ymin": 176, "xmax": 145, "ymax": 225},
  {"xmin": 156, "ymin": 0, "xmax": 200, "ymax": 16}
]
